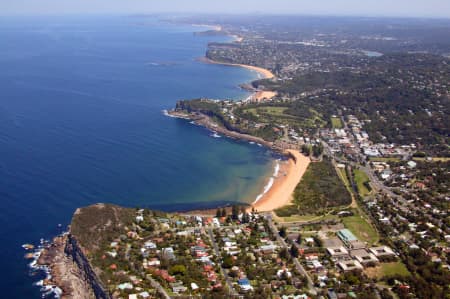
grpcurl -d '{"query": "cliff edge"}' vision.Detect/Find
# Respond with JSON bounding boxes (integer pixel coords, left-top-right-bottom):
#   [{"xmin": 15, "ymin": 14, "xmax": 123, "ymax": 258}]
[{"xmin": 37, "ymin": 204, "xmax": 135, "ymax": 299}]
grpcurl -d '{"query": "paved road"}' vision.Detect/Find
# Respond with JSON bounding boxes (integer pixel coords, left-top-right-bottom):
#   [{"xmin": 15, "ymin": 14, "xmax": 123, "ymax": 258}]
[
  {"xmin": 325, "ymin": 140, "xmax": 439, "ymax": 224},
  {"xmin": 148, "ymin": 276, "xmax": 171, "ymax": 299},
  {"xmin": 206, "ymin": 227, "xmax": 238, "ymax": 297},
  {"xmin": 327, "ymin": 141, "xmax": 411, "ymax": 210},
  {"xmin": 265, "ymin": 213, "xmax": 317, "ymax": 295}
]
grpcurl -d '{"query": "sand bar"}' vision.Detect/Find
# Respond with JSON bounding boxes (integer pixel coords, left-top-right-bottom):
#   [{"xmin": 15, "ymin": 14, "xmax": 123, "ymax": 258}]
[{"xmin": 252, "ymin": 150, "xmax": 310, "ymax": 212}]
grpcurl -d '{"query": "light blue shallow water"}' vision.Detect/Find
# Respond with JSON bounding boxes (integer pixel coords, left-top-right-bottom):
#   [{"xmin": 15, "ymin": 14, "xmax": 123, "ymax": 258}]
[{"xmin": 0, "ymin": 16, "xmax": 275, "ymax": 297}]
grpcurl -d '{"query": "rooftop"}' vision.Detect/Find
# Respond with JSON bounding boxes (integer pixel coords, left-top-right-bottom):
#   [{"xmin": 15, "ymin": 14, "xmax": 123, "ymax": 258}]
[{"xmin": 337, "ymin": 229, "xmax": 358, "ymax": 242}]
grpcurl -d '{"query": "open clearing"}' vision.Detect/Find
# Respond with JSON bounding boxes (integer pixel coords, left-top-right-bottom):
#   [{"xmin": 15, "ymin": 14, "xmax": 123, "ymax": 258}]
[
  {"xmin": 342, "ymin": 211, "xmax": 379, "ymax": 245},
  {"xmin": 331, "ymin": 117, "xmax": 343, "ymax": 128},
  {"xmin": 365, "ymin": 262, "xmax": 411, "ymax": 279},
  {"xmin": 354, "ymin": 168, "xmax": 371, "ymax": 196}
]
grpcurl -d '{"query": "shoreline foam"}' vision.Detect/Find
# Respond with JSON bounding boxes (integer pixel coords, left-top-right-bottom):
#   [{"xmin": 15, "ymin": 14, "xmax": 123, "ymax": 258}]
[
  {"xmin": 199, "ymin": 57, "xmax": 277, "ymax": 102},
  {"xmin": 168, "ymin": 107, "xmax": 311, "ymax": 212},
  {"xmin": 169, "ymin": 35, "xmax": 302, "ymax": 214},
  {"xmin": 252, "ymin": 150, "xmax": 310, "ymax": 212},
  {"xmin": 165, "ymin": 111, "xmax": 310, "ymax": 213},
  {"xmin": 200, "ymin": 56, "xmax": 274, "ymax": 79}
]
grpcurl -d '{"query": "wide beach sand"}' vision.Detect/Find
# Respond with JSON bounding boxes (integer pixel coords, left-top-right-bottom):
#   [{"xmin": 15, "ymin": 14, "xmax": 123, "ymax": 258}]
[
  {"xmin": 252, "ymin": 150, "xmax": 310, "ymax": 212},
  {"xmin": 253, "ymin": 90, "xmax": 277, "ymax": 101},
  {"xmin": 236, "ymin": 64, "xmax": 275, "ymax": 79},
  {"xmin": 200, "ymin": 57, "xmax": 275, "ymax": 79}
]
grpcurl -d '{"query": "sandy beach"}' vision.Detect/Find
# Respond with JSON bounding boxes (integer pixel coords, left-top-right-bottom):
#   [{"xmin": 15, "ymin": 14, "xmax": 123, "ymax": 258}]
[
  {"xmin": 235, "ymin": 63, "xmax": 275, "ymax": 79},
  {"xmin": 200, "ymin": 57, "xmax": 277, "ymax": 102},
  {"xmin": 253, "ymin": 90, "xmax": 278, "ymax": 101},
  {"xmin": 192, "ymin": 24, "xmax": 223, "ymax": 32},
  {"xmin": 200, "ymin": 57, "xmax": 275, "ymax": 79},
  {"xmin": 252, "ymin": 150, "xmax": 310, "ymax": 212}
]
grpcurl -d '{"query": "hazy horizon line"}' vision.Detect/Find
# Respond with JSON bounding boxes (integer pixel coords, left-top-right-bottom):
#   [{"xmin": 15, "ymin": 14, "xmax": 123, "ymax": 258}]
[{"xmin": 1, "ymin": 11, "xmax": 450, "ymax": 20}]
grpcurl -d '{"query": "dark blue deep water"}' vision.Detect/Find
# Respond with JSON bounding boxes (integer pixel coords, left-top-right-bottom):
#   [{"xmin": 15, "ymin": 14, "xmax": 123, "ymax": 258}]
[{"xmin": 0, "ymin": 16, "xmax": 274, "ymax": 297}]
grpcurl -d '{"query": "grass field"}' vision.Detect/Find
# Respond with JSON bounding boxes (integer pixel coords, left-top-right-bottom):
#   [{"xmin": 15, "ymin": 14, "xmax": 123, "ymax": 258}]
[
  {"xmin": 366, "ymin": 262, "xmax": 410, "ymax": 279},
  {"xmin": 354, "ymin": 169, "xmax": 371, "ymax": 196},
  {"xmin": 242, "ymin": 105, "xmax": 326, "ymax": 131},
  {"xmin": 331, "ymin": 117, "xmax": 343, "ymax": 128},
  {"xmin": 278, "ymin": 213, "xmax": 339, "ymax": 223},
  {"xmin": 369, "ymin": 157, "xmax": 401, "ymax": 163},
  {"xmin": 342, "ymin": 211, "xmax": 379, "ymax": 245},
  {"xmin": 245, "ymin": 106, "xmax": 291, "ymax": 118},
  {"xmin": 413, "ymin": 157, "xmax": 450, "ymax": 162}
]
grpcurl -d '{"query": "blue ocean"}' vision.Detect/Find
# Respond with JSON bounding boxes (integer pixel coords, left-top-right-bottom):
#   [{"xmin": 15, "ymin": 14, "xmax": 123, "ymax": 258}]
[{"xmin": 0, "ymin": 16, "xmax": 275, "ymax": 297}]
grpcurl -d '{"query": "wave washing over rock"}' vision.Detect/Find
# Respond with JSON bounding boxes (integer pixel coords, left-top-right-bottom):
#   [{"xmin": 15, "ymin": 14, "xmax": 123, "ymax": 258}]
[{"xmin": 29, "ymin": 232, "xmax": 109, "ymax": 299}]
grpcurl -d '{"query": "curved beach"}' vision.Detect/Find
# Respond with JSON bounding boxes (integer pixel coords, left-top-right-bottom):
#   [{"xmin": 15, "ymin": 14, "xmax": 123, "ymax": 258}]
[
  {"xmin": 252, "ymin": 150, "xmax": 310, "ymax": 212},
  {"xmin": 201, "ymin": 57, "xmax": 275, "ymax": 79},
  {"xmin": 201, "ymin": 57, "xmax": 277, "ymax": 101},
  {"xmin": 235, "ymin": 63, "xmax": 275, "ymax": 79}
]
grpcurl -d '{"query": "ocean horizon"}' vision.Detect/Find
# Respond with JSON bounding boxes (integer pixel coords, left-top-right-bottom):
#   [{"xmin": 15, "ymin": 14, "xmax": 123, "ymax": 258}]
[{"xmin": 0, "ymin": 15, "xmax": 276, "ymax": 297}]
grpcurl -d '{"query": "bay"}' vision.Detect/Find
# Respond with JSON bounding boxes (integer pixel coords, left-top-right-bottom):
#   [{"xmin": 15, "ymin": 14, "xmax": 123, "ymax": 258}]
[{"xmin": 0, "ymin": 15, "xmax": 274, "ymax": 297}]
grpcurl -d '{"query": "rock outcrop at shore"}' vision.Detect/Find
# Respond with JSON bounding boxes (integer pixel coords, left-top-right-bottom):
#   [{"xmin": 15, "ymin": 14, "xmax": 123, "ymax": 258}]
[
  {"xmin": 65, "ymin": 235, "xmax": 111, "ymax": 299},
  {"xmin": 37, "ymin": 204, "xmax": 134, "ymax": 299},
  {"xmin": 37, "ymin": 234, "xmax": 102, "ymax": 299},
  {"xmin": 37, "ymin": 233, "xmax": 111, "ymax": 299},
  {"xmin": 168, "ymin": 110, "xmax": 275, "ymax": 149}
]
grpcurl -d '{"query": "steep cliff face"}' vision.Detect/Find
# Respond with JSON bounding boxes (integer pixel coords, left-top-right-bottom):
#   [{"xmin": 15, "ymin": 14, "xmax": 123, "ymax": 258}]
[
  {"xmin": 37, "ymin": 234, "xmax": 98, "ymax": 299},
  {"xmin": 38, "ymin": 204, "xmax": 134, "ymax": 299},
  {"xmin": 64, "ymin": 234, "xmax": 111, "ymax": 299}
]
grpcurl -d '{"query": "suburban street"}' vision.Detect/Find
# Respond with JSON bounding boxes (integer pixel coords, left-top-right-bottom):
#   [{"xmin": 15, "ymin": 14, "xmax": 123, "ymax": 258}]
[
  {"xmin": 206, "ymin": 227, "xmax": 239, "ymax": 297},
  {"xmin": 265, "ymin": 213, "xmax": 318, "ymax": 296}
]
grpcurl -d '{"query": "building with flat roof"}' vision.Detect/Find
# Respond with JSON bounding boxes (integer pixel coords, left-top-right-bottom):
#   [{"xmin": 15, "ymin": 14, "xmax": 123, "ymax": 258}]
[
  {"xmin": 337, "ymin": 229, "xmax": 357, "ymax": 243},
  {"xmin": 350, "ymin": 249, "xmax": 379, "ymax": 266},
  {"xmin": 337, "ymin": 229, "xmax": 366, "ymax": 249},
  {"xmin": 337, "ymin": 229, "xmax": 357, "ymax": 245},
  {"xmin": 326, "ymin": 246, "xmax": 350, "ymax": 261},
  {"xmin": 337, "ymin": 260, "xmax": 364, "ymax": 272},
  {"xmin": 369, "ymin": 246, "xmax": 396, "ymax": 258}
]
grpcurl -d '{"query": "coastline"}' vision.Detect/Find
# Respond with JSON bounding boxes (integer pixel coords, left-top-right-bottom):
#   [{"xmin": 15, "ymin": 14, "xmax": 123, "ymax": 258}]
[
  {"xmin": 171, "ymin": 47, "xmax": 303, "ymax": 213},
  {"xmin": 169, "ymin": 53, "xmax": 302, "ymax": 215},
  {"xmin": 167, "ymin": 110, "xmax": 275, "ymax": 149},
  {"xmin": 166, "ymin": 110, "xmax": 311, "ymax": 213},
  {"xmin": 28, "ymin": 233, "xmax": 96, "ymax": 299},
  {"xmin": 200, "ymin": 56, "xmax": 275, "ymax": 79},
  {"xmin": 199, "ymin": 57, "xmax": 277, "ymax": 101},
  {"xmin": 252, "ymin": 150, "xmax": 310, "ymax": 212},
  {"xmin": 191, "ymin": 24, "xmax": 223, "ymax": 32},
  {"xmin": 26, "ymin": 20, "xmax": 293, "ymax": 299}
]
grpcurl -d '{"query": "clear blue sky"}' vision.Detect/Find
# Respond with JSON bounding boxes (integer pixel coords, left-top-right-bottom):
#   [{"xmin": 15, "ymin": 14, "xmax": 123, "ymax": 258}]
[{"xmin": 1, "ymin": 0, "xmax": 449, "ymax": 18}]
